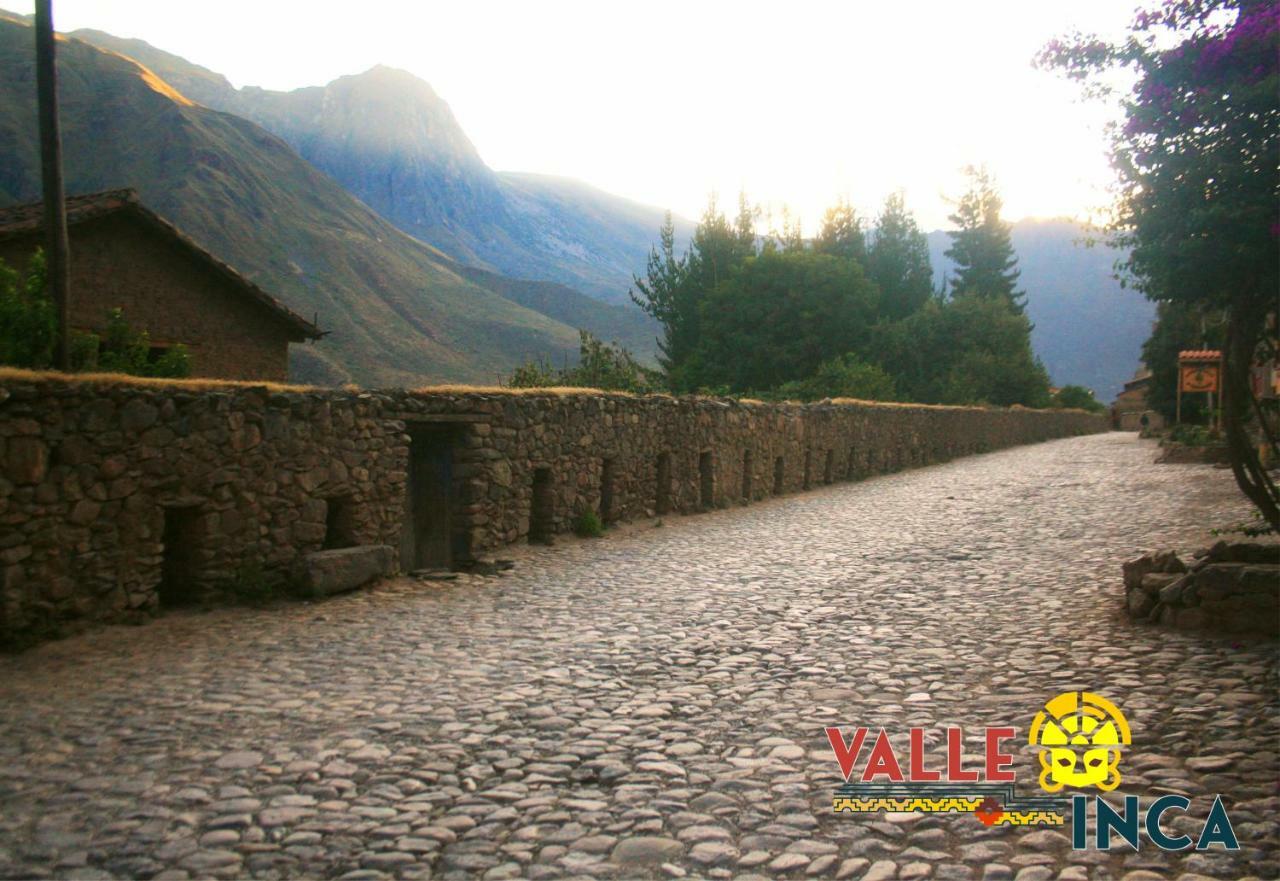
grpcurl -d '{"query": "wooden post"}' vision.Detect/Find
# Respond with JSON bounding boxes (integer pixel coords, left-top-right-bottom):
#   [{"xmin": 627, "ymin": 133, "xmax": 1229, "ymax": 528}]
[
  {"xmin": 34, "ymin": 0, "xmax": 70, "ymax": 370},
  {"xmin": 1175, "ymin": 359, "xmax": 1183, "ymax": 425}
]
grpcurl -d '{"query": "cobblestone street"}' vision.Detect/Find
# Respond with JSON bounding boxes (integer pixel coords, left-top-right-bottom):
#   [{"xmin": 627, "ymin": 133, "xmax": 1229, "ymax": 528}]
[{"xmin": 0, "ymin": 433, "xmax": 1275, "ymax": 881}]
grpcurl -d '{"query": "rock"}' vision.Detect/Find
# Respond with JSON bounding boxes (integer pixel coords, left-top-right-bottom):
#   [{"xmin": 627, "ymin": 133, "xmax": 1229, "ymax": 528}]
[
  {"xmin": 768, "ymin": 853, "xmax": 811, "ymax": 873},
  {"xmin": 214, "ymin": 750, "xmax": 263, "ymax": 770},
  {"xmin": 1127, "ymin": 588, "xmax": 1155, "ymax": 618},
  {"xmin": 610, "ymin": 836, "xmax": 684, "ymax": 866},
  {"xmin": 1158, "ymin": 575, "xmax": 1191, "ymax": 604},
  {"xmin": 296, "ymin": 545, "xmax": 395, "ymax": 598},
  {"xmin": 1139, "ymin": 572, "xmax": 1180, "ymax": 595},
  {"xmin": 5, "ymin": 437, "xmax": 48, "ymax": 485},
  {"xmin": 1151, "ymin": 549, "xmax": 1187, "ymax": 574},
  {"xmin": 1122, "ymin": 553, "xmax": 1158, "ymax": 591},
  {"xmin": 864, "ymin": 860, "xmax": 898, "ymax": 881}
]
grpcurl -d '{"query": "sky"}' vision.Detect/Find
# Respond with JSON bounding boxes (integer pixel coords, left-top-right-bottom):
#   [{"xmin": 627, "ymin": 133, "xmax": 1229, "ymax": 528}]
[{"xmin": 11, "ymin": 0, "xmax": 1136, "ymax": 232}]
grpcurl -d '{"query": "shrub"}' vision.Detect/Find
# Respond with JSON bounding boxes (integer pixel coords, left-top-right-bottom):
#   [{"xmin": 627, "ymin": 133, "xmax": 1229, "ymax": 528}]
[
  {"xmin": 573, "ymin": 509, "xmax": 604, "ymax": 538},
  {"xmin": 771, "ymin": 354, "xmax": 898, "ymax": 402},
  {"xmin": 0, "ymin": 250, "xmax": 55, "ymax": 369},
  {"xmin": 508, "ymin": 331, "xmax": 662, "ymax": 393},
  {"xmin": 1052, "ymin": 384, "xmax": 1105, "ymax": 412}
]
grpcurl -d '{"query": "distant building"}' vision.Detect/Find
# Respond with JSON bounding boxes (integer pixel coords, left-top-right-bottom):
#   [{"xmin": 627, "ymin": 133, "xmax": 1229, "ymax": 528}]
[
  {"xmin": 0, "ymin": 189, "xmax": 322, "ymax": 381},
  {"xmin": 1112, "ymin": 367, "xmax": 1164, "ymax": 432}
]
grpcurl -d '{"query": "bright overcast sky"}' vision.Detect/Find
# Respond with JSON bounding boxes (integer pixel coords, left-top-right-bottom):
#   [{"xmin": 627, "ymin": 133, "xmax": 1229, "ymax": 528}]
[{"xmin": 13, "ymin": 0, "xmax": 1135, "ymax": 232}]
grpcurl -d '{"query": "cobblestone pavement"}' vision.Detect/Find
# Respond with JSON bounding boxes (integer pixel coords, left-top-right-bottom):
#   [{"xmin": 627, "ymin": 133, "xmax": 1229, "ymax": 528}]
[{"xmin": 0, "ymin": 433, "xmax": 1275, "ymax": 881}]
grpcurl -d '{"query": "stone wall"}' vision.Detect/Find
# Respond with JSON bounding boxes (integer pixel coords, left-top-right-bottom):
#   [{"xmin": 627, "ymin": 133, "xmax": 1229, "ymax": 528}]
[
  {"xmin": 0, "ymin": 373, "xmax": 1106, "ymax": 644},
  {"xmin": 1123, "ymin": 542, "xmax": 1279, "ymax": 635}
]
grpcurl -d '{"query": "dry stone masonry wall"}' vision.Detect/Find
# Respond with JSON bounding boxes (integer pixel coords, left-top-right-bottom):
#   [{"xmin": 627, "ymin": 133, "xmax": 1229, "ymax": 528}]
[{"xmin": 0, "ymin": 374, "xmax": 1105, "ymax": 643}]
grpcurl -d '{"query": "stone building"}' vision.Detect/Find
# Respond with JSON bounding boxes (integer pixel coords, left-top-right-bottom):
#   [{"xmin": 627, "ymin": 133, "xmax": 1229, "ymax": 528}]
[
  {"xmin": 1112, "ymin": 367, "xmax": 1164, "ymax": 432},
  {"xmin": 0, "ymin": 190, "xmax": 322, "ymax": 381}
]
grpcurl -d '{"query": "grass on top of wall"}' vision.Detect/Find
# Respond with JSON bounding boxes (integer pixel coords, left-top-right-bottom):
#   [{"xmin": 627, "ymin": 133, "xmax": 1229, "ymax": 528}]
[
  {"xmin": 0, "ymin": 367, "xmax": 1100, "ymax": 416},
  {"xmin": 0, "ymin": 365, "xmax": 316, "ymax": 393}
]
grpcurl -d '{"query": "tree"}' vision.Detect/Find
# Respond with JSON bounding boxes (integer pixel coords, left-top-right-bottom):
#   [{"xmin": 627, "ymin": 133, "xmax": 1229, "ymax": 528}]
[
  {"xmin": 945, "ymin": 166, "xmax": 1026, "ymax": 313},
  {"xmin": 814, "ymin": 198, "xmax": 867, "ymax": 264},
  {"xmin": 1053, "ymin": 385, "xmax": 1106, "ymax": 413},
  {"xmin": 878, "ymin": 297, "xmax": 1051, "ymax": 407},
  {"xmin": 629, "ymin": 211, "xmax": 688, "ymax": 373},
  {"xmin": 0, "ymin": 250, "xmax": 55, "ymax": 369},
  {"xmin": 1140, "ymin": 301, "xmax": 1225, "ymax": 423},
  {"xmin": 1041, "ymin": 0, "xmax": 1280, "ymax": 529},
  {"xmin": 684, "ymin": 250, "xmax": 879, "ymax": 393},
  {"xmin": 507, "ymin": 331, "xmax": 661, "ymax": 393},
  {"xmin": 774, "ymin": 353, "xmax": 897, "ymax": 402},
  {"xmin": 631, "ymin": 195, "xmax": 759, "ymax": 392},
  {"xmin": 867, "ymin": 192, "xmax": 933, "ymax": 320}
]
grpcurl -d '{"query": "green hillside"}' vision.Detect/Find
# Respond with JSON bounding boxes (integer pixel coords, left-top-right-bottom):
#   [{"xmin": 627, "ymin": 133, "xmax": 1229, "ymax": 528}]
[{"xmin": 0, "ymin": 15, "xmax": 602, "ymax": 386}]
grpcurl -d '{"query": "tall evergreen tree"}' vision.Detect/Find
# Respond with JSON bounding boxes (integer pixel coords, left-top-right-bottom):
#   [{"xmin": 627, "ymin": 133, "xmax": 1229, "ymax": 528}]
[
  {"xmin": 733, "ymin": 191, "xmax": 758, "ymax": 259},
  {"xmin": 866, "ymin": 192, "xmax": 932, "ymax": 320},
  {"xmin": 814, "ymin": 197, "xmax": 867, "ymax": 264},
  {"xmin": 945, "ymin": 166, "xmax": 1026, "ymax": 313},
  {"xmin": 629, "ymin": 211, "xmax": 688, "ymax": 373}
]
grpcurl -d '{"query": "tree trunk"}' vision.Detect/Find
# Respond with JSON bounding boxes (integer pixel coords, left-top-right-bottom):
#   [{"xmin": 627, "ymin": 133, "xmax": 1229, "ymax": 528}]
[{"xmin": 1222, "ymin": 305, "xmax": 1280, "ymax": 531}]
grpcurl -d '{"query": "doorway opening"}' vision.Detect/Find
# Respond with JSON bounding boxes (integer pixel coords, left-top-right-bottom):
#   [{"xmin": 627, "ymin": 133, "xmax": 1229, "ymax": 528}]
[
  {"xmin": 401, "ymin": 425, "xmax": 459, "ymax": 571},
  {"xmin": 655, "ymin": 452, "xmax": 672, "ymax": 515},
  {"xmin": 159, "ymin": 505, "xmax": 202, "ymax": 608},
  {"xmin": 699, "ymin": 451, "xmax": 714, "ymax": 510},
  {"xmin": 530, "ymin": 467, "xmax": 554, "ymax": 543}
]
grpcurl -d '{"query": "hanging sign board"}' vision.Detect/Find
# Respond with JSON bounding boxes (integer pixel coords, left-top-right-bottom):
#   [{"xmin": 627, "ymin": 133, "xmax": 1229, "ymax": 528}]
[{"xmin": 1179, "ymin": 362, "xmax": 1219, "ymax": 394}]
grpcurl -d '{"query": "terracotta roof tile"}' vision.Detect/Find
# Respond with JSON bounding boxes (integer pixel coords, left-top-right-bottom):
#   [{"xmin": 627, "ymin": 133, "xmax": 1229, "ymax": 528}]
[{"xmin": 1178, "ymin": 350, "xmax": 1222, "ymax": 361}]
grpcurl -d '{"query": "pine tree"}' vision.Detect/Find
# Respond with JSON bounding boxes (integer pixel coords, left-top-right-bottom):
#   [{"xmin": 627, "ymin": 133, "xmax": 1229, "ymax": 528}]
[
  {"xmin": 944, "ymin": 166, "xmax": 1026, "ymax": 313},
  {"xmin": 814, "ymin": 197, "xmax": 867, "ymax": 264},
  {"xmin": 866, "ymin": 192, "xmax": 932, "ymax": 320},
  {"xmin": 629, "ymin": 211, "xmax": 687, "ymax": 372}
]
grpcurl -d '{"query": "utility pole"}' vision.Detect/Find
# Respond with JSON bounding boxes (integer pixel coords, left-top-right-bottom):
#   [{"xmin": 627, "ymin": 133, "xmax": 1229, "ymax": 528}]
[{"xmin": 34, "ymin": 0, "xmax": 70, "ymax": 370}]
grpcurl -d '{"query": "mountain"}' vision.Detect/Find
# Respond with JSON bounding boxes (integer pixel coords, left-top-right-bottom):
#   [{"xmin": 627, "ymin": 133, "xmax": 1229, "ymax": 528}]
[
  {"xmin": 927, "ymin": 220, "xmax": 1155, "ymax": 402},
  {"xmin": 0, "ymin": 14, "xmax": 657, "ymax": 386},
  {"xmin": 66, "ymin": 28, "xmax": 686, "ymax": 305}
]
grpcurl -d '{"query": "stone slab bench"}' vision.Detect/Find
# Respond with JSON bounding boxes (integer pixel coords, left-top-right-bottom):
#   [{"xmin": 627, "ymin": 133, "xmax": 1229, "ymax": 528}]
[{"xmin": 296, "ymin": 545, "xmax": 395, "ymax": 598}]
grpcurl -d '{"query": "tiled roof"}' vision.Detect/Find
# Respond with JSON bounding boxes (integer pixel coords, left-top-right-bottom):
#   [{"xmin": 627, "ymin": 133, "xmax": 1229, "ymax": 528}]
[
  {"xmin": 0, "ymin": 190, "xmax": 322, "ymax": 340},
  {"xmin": 1178, "ymin": 350, "xmax": 1222, "ymax": 361}
]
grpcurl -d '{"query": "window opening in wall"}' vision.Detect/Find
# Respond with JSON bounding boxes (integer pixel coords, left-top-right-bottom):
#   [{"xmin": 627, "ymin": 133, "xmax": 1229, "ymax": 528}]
[{"xmin": 323, "ymin": 495, "xmax": 357, "ymax": 549}]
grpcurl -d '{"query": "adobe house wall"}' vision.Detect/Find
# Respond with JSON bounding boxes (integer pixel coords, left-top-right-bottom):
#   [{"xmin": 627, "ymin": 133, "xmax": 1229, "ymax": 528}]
[
  {"xmin": 0, "ymin": 216, "xmax": 298, "ymax": 381},
  {"xmin": 0, "ymin": 375, "xmax": 1107, "ymax": 644}
]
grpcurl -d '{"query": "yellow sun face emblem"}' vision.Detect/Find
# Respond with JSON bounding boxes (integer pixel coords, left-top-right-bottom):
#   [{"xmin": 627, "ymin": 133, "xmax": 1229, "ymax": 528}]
[{"xmin": 1028, "ymin": 692, "xmax": 1131, "ymax": 792}]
